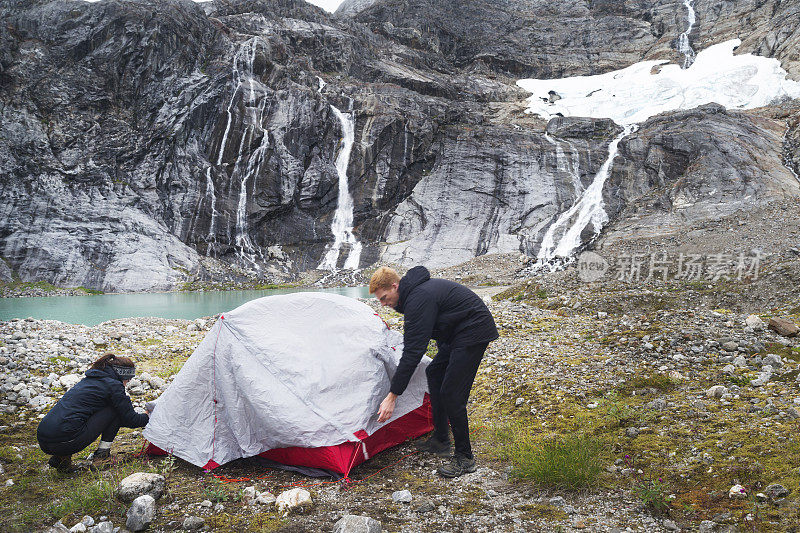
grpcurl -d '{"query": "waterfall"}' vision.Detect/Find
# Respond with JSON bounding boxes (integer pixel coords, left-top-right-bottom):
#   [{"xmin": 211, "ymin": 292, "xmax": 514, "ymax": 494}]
[
  {"xmin": 205, "ymin": 167, "xmax": 218, "ymax": 240},
  {"xmin": 213, "ymin": 37, "xmax": 272, "ymax": 260},
  {"xmin": 678, "ymin": 0, "xmax": 696, "ymax": 69},
  {"xmin": 318, "ymin": 105, "xmax": 362, "ymax": 270},
  {"xmin": 537, "ymin": 125, "xmax": 635, "ymax": 262}
]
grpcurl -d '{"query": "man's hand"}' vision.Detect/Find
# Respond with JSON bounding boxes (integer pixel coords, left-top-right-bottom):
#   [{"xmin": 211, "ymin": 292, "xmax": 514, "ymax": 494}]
[{"xmin": 377, "ymin": 392, "xmax": 398, "ymax": 423}]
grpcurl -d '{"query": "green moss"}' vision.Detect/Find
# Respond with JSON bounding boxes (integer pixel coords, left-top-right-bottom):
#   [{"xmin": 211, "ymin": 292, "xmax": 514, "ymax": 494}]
[
  {"xmin": 617, "ymin": 373, "xmax": 676, "ymax": 394},
  {"xmin": 515, "ymin": 503, "xmax": 568, "ymax": 521},
  {"xmin": 140, "ymin": 338, "xmax": 163, "ymax": 346}
]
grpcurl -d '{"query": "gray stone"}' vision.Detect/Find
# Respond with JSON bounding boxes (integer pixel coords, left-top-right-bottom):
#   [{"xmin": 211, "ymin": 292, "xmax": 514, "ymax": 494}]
[
  {"xmin": 391, "ymin": 489, "xmax": 412, "ymax": 503},
  {"xmin": 44, "ymin": 522, "xmax": 70, "ymax": 533},
  {"xmin": 415, "ymin": 500, "xmax": 436, "ymax": 513},
  {"xmin": 126, "ymin": 495, "xmax": 155, "ymax": 532},
  {"xmin": 647, "ymin": 398, "xmax": 667, "ymax": 411},
  {"xmin": 745, "ymin": 314, "xmax": 766, "ymax": 331},
  {"xmin": 764, "ymin": 483, "xmax": 789, "ymax": 500},
  {"xmin": 182, "ymin": 516, "xmax": 205, "ymax": 530},
  {"xmin": 625, "ymin": 427, "xmax": 639, "ymax": 438},
  {"xmin": 762, "ymin": 354, "xmax": 783, "ymax": 368},
  {"xmin": 255, "ymin": 491, "xmax": 276, "ymax": 505},
  {"xmin": 115, "ymin": 472, "xmax": 166, "ymax": 503},
  {"xmin": 92, "ymin": 522, "xmax": 113, "ymax": 533},
  {"xmin": 722, "ymin": 341, "xmax": 739, "ymax": 352},
  {"xmin": 706, "ymin": 385, "xmax": 728, "ymax": 399},
  {"xmin": 332, "ymin": 515, "xmax": 382, "ymax": 533},
  {"xmin": 698, "ymin": 521, "xmax": 716, "ymax": 533},
  {"xmin": 663, "ymin": 519, "xmax": 680, "ymax": 531}
]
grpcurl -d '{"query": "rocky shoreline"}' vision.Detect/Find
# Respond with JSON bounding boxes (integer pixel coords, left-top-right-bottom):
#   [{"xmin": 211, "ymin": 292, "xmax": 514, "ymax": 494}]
[{"xmin": 1, "ymin": 262, "xmax": 799, "ymax": 532}]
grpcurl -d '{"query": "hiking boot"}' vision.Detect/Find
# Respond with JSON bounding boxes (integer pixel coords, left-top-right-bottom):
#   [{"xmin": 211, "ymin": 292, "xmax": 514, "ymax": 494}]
[
  {"xmin": 437, "ymin": 454, "xmax": 477, "ymax": 478},
  {"xmin": 414, "ymin": 436, "xmax": 452, "ymax": 457},
  {"xmin": 90, "ymin": 448, "xmax": 111, "ymax": 461},
  {"xmin": 47, "ymin": 455, "xmax": 75, "ymax": 473}
]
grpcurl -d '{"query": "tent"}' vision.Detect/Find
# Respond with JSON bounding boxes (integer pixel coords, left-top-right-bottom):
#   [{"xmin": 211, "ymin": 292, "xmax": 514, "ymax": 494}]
[{"xmin": 143, "ymin": 292, "xmax": 433, "ymax": 475}]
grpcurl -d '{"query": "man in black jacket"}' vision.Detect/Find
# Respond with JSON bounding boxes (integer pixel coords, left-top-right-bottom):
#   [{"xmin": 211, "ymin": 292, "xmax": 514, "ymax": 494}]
[{"xmin": 371, "ymin": 265, "xmax": 498, "ymax": 477}]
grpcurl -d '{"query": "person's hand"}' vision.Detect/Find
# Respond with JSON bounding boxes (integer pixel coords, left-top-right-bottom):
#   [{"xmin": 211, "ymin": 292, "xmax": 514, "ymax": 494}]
[{"xmin": 377, "ymin": 393, "xmax": 397, "ymax": 423}]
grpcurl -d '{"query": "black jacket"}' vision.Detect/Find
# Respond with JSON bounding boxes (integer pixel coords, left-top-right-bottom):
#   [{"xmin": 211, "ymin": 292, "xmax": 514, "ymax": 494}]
[
  {"xmin": 391, "ymin": 266, "xmax": 498, "ymax": 395},
  {"xmin": 37, "ymin": 366, "xmax": 149, "ymax": 443}
]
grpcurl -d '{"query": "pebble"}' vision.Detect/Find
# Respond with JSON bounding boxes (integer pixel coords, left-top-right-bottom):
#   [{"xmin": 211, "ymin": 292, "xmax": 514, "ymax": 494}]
[
  {"xmin": 729, "ymin": 484, "xmax": 747, "ymax": 499},
  {"xmin": 275, "ymin": 488, "xmax": 312, "ymax": 515},
  {"xmin": 333, "ymin": 514, "xmax": 382, "ymax": 533},
  {"xmin": 391, "ymin": 489, "xmax": 412, "ymax": 503},
  {"xmin": 182, "ymin": 516, "xmax": 205, "ymax": 530},
  {"xmin": 706, "ymin": 385, "xmax": 728, "ymax": 399}
]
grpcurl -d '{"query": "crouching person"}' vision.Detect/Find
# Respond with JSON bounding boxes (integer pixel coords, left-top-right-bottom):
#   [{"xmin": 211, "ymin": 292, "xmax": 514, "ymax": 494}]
[
  {"xmin": 371, "ymin": 266, "xmax": 498, "ymax": 478},
  {"xmin": 37, "ymin": 353, "xmax": 150, "ymax": 472}
]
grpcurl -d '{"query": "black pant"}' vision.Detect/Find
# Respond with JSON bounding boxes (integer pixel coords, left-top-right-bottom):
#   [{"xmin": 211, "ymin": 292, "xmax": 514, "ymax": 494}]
[
  {"xmin": 426, "ymin": 341, "xmax": 488, "ymax": 459},
  {"xmin": 38, "ymin": 406, "xmax": 122, "ymax": 457}
]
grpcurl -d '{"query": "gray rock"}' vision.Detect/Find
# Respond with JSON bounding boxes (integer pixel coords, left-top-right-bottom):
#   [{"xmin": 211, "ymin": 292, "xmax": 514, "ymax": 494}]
[
  {"xmin": 91, "ymin": 522, "xmax": 113, "ymax": 533},
  {"xmin": 415, "ymin": 500, "xmax": 436, "ymax": 513},
  {"xmin": 698, "ymin": 520, "xmax": 716, "ymax": 533},
  {"xmin": 625, "ymin": 427, "xmax": 639, "ymax": 438},
  {"xmin": 647, "ymin": 398, "xmax": 667, "ymax": 411},
  {"xmin": 182, "ymin": 516, "xmax": 205, "ymax": 530},
  {"xmin": 764, "ymin": 483, "xmax": 789, "ymax": 500},
  {"xmin": 44, "ymin": 522, "xmax": 70, "ymax": 533},
  {"xmin": 81, "ymin": 516, "xmax": 95, "ymax": 527},
  {"xmin": 663, "ymin": 519, "xmax": 680, "ymax": 531},
  {"xmin": 68, "ymin": 523, "xmax": 87, "ymax": 533},
  {"xmin": 762, "ymin": 354, "xmax": 783, "ymax": 368},
  {"xmin": 126, "ymin": 495, "xmax": 155, "ymax": 532},
  {"xmin": 549, "ymin": 496, "xmax": 566, "ymax": 507},
  {"xmin": 751, "ymin": 372, "xmax": 771, "ymax": 387},
  {"xmin": 391, "ymin": 489, "xmax": 412, "ymax": 503},
  {"xmin": 722, "ymin": 341, "xmax": 739, "ymax": 352},
  {"xmin": 745, "ymin": 314, "xmax": 766, "ymax": 331},
  {"xmin": 706, "ymin": 385, "xmax": 728, "ymax": 399},
  {"xmin": 115, "ymin": 473, "xmax": 166, "ymax": 503},
  {"xmin": 332, "ymin": 514, "xmax": 382, "ymax": 533}
]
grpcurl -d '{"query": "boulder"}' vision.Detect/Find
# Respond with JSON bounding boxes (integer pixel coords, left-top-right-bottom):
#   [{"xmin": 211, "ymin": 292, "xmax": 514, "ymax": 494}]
[
  {"xmin": 332, "ymin": 515, "xmax": 382, "ymax": 533},
  {"xmin": 126, "ymin": 495, "xmax": 155, "ymax": 532},
  {"xmin": 115, "ymin": 473, "xmax": 166, "ymax": 503},
  {"xmin": 768, "ymin": 318, "xmax": 799, "ymax": 337}
]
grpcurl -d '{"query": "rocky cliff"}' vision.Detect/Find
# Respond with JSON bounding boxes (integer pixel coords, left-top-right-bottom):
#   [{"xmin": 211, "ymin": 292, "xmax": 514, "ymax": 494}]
[{"xmin": 1, "ymin": 0, "xmax": 798, "ymax": 291}]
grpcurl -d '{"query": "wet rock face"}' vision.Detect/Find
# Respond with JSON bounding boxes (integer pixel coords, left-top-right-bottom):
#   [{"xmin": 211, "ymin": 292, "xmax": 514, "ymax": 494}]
[
  {"xmin": 1, "ymin": 0, "xmax": 798, "ymax": 290},
  {"xmin": 600, "ymin": 104, "xmax": 800, "ymax": 244}
]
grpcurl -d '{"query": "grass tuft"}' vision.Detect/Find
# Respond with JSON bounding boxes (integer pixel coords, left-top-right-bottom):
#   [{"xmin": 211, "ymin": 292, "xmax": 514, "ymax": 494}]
[{"xmin": 490, "ymin": 423, "xmax": 606, "ymax": 489}]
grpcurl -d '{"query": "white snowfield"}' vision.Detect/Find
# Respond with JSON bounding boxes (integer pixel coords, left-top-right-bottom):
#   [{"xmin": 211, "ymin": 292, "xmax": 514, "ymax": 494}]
[{"xmin": 517, "ymin": 39, "xmax": 800, "ymax": 125}]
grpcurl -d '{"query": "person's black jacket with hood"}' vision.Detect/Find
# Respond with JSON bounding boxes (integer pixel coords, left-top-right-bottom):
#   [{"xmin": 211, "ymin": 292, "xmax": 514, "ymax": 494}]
[
  {"xmin": 390, "ymin": 266, "xmax": 498, "ymax": 395},
  {"xmin": 37, "ymin": 365, "xmax": 149, "ymax": 443}
]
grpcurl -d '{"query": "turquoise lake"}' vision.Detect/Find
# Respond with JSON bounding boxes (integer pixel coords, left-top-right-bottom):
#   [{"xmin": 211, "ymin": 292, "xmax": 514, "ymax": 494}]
[{"xmin": 0, "ymin": 286, "xmax": 371, "ymax": 326}]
